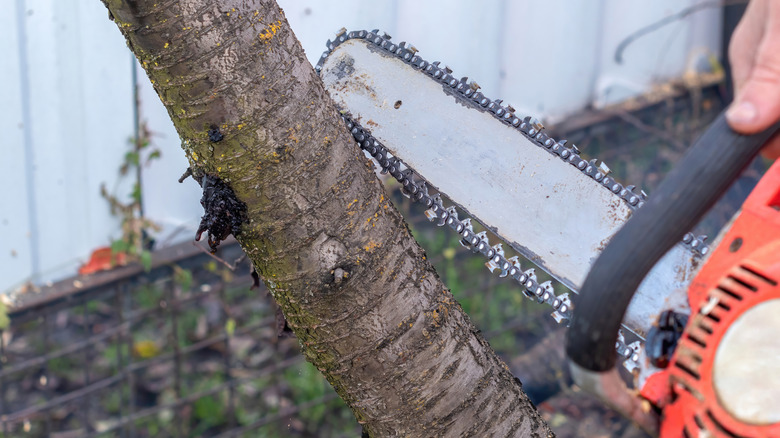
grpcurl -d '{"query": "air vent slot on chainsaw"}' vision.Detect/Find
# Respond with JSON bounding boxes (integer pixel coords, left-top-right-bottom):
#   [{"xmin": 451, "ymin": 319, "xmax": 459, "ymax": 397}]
[{"xmin": 665, "ymin": 262, "xmax": 780, "ymax": 438}]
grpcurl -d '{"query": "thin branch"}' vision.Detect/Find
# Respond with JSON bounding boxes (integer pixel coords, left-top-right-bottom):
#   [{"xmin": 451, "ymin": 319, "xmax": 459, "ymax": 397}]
[{"xmin": 192, "ymin": 241, "xmax": 238, "ymax": 271}]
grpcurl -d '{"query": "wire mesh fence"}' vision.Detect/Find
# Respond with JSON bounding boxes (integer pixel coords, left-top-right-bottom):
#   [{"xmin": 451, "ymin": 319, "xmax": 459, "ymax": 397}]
[{"xmin": 1, "ymin": 241, "xmax": 358, "ymax": 437}]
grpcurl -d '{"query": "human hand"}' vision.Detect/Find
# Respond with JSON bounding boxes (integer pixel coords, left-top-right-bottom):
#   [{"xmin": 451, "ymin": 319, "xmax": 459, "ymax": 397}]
[{"xmin": 727, "ymin": 0, "xmax": 780, "ymax": 159}]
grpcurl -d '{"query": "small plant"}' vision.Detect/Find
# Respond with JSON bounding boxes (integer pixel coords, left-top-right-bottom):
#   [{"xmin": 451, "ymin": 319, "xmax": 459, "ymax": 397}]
[{"xmin": 101, "ymin": 121, "xmax": 162, "ymax": 271}]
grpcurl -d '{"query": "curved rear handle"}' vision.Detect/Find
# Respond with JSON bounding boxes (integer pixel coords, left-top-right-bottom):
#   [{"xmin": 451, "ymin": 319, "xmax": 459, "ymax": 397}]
[{"xmin": 566, "ymin": 111, "xmax": 780, "ymax": 372}]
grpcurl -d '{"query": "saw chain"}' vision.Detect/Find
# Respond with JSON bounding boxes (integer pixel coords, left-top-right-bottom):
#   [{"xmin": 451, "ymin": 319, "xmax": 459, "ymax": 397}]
[{"xmin": 315, "ymin": 29, "xmax": 709, "ymax": 373}]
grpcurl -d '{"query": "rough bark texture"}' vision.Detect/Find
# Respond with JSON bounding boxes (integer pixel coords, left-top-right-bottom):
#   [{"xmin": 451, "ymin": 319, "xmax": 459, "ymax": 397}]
[{"xmin": 101, "ymin": 1, "xmax": 554, "ymax": 436}]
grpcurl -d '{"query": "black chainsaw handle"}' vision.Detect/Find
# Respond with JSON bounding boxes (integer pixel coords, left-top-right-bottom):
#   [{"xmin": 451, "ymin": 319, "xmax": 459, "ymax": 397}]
[{"xmin": 566, "ymin": 111, "xmax": 780, "ymax": 372}]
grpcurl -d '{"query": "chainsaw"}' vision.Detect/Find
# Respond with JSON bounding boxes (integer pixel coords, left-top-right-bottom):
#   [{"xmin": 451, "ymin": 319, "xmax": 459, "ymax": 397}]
[{"xmin": 315, "ymin": 29, "xmax": 780, "ymax": 437}]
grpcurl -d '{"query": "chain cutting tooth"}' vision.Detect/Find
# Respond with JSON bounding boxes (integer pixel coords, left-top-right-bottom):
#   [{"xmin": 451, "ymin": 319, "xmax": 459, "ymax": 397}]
[
  {"xmin": 615, "ymin": 330, "xmax": 642, "ymax": 373},
  {"xmin": 568, "ymin": 154, "xmax": 586, "ymax": 170},
  {"xmin": 517, "ymin": 268, "xmax": 538, "ymax": 299},
  {"xmin": 487, "ymin": 98, "xmax": 503, "ymax": 114},
  {"xmin": 526, "ymin": 118, "xmax": 544, "ymax": 136},
  {"xmin": 690, "ymin": 235, "xmax": 709, "ymax": 255},
  {"xmin": 475, "ymin": 92, "xmax": 489, "ymax": 107},
  {"xmin": 476, "ymin": 234, "xmax": 495, "ymax": 257},
  {"xmin": 471, "ymin": 231, "xmax": 489, "ymax": 255},
  {"xmin": 436, "ymin": 208, "xmax": 449, "ymax": 227},
  {"xmin": 620, "ymin": 184, "xmax": 642, "ymax": 206},
  {"xmin": 399, "ymin": 170, "xmax": 417, "ymax": 198},
  {"xmin": 623, "ymin": 341, "xmax": 642, "ymax": 374},
  {"xmin": 458, "ymin": 218, "xmax": 479, "ymax": 248},
  {"xmin": 616, "ymin": 330, "xmax": 631, "ymax": 359},
  {"xmin": 445, "ymin": 206, "xmax": 460, "ymax": 231},
  {"xmin": 521, "ymin": 275, "xmax": 538, "ymax": 299},
  {"xmin": 411, "ymin": 56, "xmax": 425, "ymax": 68},
  {"xmin": 485, "ymin": 243, "xmax": 506, "ymax": 273},
  {"xmin": 455, "ymin": 76, "xmax": 469, "ymax": 93},
  {"xmin": 498, "ymin": 255, "xmax": 519, "ymax": 278},
  {"xmin": 424, "ymin": 194, "xmax": 445, "ymax": 221},
  {"xmin": 463, "ymin": 81, "xmax": 481, "ymax": 98},
  {"xmin": 397, "ymin": 41, "xmax": 416, "ymax": 61},
  {"xmin": 506, "ymin": 256, "xmax": 522, "ymax": 279},
  {"xmin": 536, "ymin": 281, "xmax": 555, "ymax": 303},
  {"xmin": 416, "ymin": 182, "xmax": 432, "ymax": 206},
  {"xmin": 551, "ymin": 292, "xmax": 572, "ymax": 323},
  {"xmin": 536, "ymin": 131, "xmax": 551, "ymax": 146}
]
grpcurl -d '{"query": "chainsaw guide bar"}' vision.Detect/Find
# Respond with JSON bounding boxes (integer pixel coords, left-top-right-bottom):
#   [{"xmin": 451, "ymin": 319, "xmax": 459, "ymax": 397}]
[{"xmin": 316, "ymin": 29, "xmax": 708, "ymax": 374}]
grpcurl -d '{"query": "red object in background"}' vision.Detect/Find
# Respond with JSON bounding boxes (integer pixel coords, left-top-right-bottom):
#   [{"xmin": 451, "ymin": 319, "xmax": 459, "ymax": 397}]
[
  {"xmin": 656, "ymin": 159, "xmax": 780, "ymax": 438},
  {"xmin": 78, "ymin": 247, "xmax": 127, "ymax": 275}
]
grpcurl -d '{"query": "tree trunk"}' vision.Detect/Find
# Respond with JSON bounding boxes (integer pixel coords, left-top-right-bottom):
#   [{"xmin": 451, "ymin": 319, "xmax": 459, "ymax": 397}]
[{"xmin": 101, "ymin": 1, "xmax": 554, "ymax": 436}]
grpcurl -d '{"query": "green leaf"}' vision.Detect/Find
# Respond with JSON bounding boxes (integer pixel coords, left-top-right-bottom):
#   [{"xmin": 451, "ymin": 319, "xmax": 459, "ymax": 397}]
[
  {"xmin": 124, "ymin": 151, "xmax": 140, "ymax": 167},
  {"xmin": 225, "ymin": 318, "xmax": 236, "ymax": 337},
  {"xmin": 173, "ymin": 266, "xmax": 193, "ymax": 291},
  {"xmin": 111, "ymin": 239, "xmax": 130, "ymax": 254},
  {"xmin": 140, "ymin": 250, "xmax": 152, "ymax": 272},
  {"xmin": 130, "ymin": 184, "xmax": 142, "ymax": 203},
  {"xmin": 0, "ymin": 301, "xmax": 9, "ymax": 330},
  {"xmin": 146, "ymin": 149, "xmax": 161, "ymax": 163}
]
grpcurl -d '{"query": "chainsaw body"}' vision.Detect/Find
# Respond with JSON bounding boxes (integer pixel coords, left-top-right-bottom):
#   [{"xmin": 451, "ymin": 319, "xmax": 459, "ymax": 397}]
[{"xmin": 648, "ymin": 159, "xmax": 780, "ymax": 437}]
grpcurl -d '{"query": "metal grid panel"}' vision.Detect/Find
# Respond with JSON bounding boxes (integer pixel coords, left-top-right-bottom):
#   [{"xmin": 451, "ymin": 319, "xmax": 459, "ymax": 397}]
[{"xmin": 0, "ymin": 242, "xmax": 354, "ymax": 437}]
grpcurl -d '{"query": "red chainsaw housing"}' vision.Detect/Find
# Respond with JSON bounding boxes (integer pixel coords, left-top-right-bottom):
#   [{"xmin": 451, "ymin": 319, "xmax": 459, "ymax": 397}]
[{"xmin": 651, "ymin": 159, "xmax": 780, "ymax": 438}]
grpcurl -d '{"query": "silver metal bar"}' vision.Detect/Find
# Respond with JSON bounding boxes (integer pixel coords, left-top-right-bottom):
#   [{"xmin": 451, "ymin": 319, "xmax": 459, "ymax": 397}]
[{"xmin": 320, "ymin": 37, "xmax": 700, "ymax": 336}]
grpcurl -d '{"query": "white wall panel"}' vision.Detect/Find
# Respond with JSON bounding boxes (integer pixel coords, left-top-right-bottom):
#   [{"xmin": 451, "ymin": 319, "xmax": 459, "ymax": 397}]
[
  {"xmin": 1, "ymin": 0, "xmax": 34, "ymax": 292},
  {"xmin": 279, "ymin": 0, "xmax": 399, "ymax": 64},
  {"xmin": 594, "ymin": 0, "xmax": 720, "ymax": 107},
  {"xmin": 2, "ymin": 0, "xmax": 135, "ymax": 293},
  {"xmin": 395, "ymin": 0, "xmax": 505, "ymax": 98},
  {"xmin": 499, "ymin": 0, "xmax": 605, "ymax": 120}
]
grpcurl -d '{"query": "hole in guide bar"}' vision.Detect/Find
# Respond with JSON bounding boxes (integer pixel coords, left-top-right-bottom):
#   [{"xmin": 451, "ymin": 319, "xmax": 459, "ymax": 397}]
[{"xmin": 394, "ymin": 100, "xmax": 402, "ymax": 109}]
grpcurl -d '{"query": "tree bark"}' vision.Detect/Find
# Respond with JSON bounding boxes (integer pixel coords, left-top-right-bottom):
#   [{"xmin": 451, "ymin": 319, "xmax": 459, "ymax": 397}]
[{"xmin": 101, "ymin": 1, "xmax": 554, "ymax": 436}]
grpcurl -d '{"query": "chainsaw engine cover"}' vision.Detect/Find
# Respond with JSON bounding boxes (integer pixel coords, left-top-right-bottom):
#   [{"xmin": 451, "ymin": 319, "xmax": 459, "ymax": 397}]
[{"xmin": 659, "ymin": 160, "xmax": 780, "ymax": 438}]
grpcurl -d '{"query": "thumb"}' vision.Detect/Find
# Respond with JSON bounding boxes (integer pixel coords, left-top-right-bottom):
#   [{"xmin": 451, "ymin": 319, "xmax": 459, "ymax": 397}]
[{"xmin": 727, "ymin": 33, "xmax": 780, "ymax": 135}]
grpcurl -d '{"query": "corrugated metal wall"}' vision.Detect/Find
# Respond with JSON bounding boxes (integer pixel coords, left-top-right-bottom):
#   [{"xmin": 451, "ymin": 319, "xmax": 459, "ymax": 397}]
[{"xmin": 2, "ymin": 0, "xmax": 722, "ymax": 293}]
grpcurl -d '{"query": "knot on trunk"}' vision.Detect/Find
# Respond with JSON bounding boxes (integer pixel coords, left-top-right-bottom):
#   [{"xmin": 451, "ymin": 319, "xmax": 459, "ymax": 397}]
[{"xmin": 195, "ymin": 175, "xmax": 247, "ymax": 253}]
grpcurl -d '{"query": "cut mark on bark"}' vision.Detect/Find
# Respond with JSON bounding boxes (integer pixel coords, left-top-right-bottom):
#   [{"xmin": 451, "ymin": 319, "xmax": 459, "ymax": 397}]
[
  {"xmin": 195, "ymin": 175, "xmax": 247, "ymax": 253},
  {"xmin": 333, "ymin": 267, "xmax": 349, "ymax": 285},
  {"xmin": 322, "ymin": 263, "xmax": 354, "ymax": 292}
]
